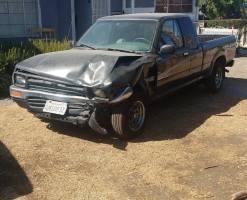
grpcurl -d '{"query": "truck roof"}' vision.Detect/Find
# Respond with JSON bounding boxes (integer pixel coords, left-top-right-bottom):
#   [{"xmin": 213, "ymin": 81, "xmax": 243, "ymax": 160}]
[{"xmin": 99, "ymin": 13, "xmax": 189, "ymax": 21}]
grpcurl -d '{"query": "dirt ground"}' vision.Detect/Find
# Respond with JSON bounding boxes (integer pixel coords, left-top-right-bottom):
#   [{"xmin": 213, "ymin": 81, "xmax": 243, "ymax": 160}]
[{"xmin": 1, "ymin": 57, "xmax": 247, "ymax": 200}]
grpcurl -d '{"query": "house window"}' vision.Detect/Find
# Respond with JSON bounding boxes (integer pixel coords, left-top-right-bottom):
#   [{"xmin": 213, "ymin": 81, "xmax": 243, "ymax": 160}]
[
  {"xmin": 91, "ymin": 0, "xmax": 111, "ymax": 23},
  {"xmin": 156, "ymin": 0, "xmax": 193, "ymax": 13},
  {"xmin": 126, "ymin": 0, "xmax": 131, "ymax": 8},
  {"xmin": 135, "ymin": 0, "xmax": 154, "ymax": 8},
  {"xmin": 0, "ymin": 0, "xmax": 39, "ymax": 38}
]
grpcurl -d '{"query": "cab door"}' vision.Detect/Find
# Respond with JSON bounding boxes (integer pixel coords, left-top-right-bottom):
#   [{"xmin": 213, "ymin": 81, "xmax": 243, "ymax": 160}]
[
  {"xmin": 177, "ymin": 17, "xmax": 203, "ymax": 75},
  {"xmin": 156, "ymin": 19, "xmax": 190, "ymax": 88}
]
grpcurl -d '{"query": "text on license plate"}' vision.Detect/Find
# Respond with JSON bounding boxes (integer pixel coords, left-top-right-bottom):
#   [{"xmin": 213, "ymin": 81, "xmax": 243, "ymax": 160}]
[{"xmin": 43, "ymin": 100, "xmax": 67, "ymax": 115}]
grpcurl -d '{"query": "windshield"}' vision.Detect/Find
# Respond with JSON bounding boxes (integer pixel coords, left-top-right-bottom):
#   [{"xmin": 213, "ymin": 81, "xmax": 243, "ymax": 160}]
[{"xmin": 77, "ymin": 20, "xmax": 158, "ymax": 53}]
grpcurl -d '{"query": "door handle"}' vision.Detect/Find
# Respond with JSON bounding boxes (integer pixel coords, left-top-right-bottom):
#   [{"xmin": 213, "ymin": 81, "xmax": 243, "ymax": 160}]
[{"xmin": 183, "ymin": 52, "xmax": 189, "ymax": 56}]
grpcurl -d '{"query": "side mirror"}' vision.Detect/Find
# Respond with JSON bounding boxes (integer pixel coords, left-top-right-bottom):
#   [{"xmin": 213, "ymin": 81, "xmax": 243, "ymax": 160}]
[{"xmin": 159, "ymin": 44, "xmax": 175, "ymax": 55}]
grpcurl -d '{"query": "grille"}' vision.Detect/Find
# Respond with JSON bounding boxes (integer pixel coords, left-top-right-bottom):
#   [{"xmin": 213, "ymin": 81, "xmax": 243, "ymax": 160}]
[
  {"xmin": 14, "ymin": 69, "xmax": 87, "ymax": 97},
  {"xmin": 27, "ymin": 97, "xmax": 46, "ymax": 109},
  {"xmin": 27, "ymin": 78, "xmax": 87, "ymax": 97}
]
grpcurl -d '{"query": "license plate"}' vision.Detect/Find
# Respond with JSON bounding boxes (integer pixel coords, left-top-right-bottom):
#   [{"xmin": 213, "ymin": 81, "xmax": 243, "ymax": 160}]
[{"xmin": 43, "ymin": 100, "xmax": 67, "ymax": 115}]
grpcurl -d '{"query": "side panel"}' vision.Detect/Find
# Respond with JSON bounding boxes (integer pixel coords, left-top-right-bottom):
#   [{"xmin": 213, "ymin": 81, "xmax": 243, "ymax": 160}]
[
  {"xmin": 225, "ymin": 42, "xmax": 237, "ymax": 63},
  {"xmin": 202, "ymin": 47, "xmax": 218, "ymax": 71},
  {"xmin": 189, "ymin": 48, "xmax": 203, "ymax": 74},
  {"xmin": 201, "ymin": 35, "xmax": 236, "ymax": 71},
  {"xmin": 156, "ymin": 49, "xmax": 190, "ymax": 87}
]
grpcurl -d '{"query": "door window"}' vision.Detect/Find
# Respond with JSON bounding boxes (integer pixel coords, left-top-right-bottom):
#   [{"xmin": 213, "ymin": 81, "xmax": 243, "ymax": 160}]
[{"xmin": 160, "ymin": 19, "xmax": 183, "ymax": 48}]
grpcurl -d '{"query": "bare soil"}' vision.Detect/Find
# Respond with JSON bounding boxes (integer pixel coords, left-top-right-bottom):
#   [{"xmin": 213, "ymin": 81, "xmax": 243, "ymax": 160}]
[{"xmin": 1, "ymin": 58, "xmax": 247, "ymax": 200}]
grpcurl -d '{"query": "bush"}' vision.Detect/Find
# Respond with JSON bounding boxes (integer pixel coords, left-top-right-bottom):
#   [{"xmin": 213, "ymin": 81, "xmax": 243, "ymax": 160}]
[
  {"xmin": 203, "ymin": 19, "xmax": 247, "ymax": 29},
  {"xmin": 0, "ymin": 39, "xmax": 70, "ymax": 94}
]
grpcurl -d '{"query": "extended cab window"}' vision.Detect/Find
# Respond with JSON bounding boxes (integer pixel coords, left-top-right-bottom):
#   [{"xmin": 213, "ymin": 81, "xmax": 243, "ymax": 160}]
[{"xmin": 160, "ymin": 19, "xmax": 183, "ymax": 48}]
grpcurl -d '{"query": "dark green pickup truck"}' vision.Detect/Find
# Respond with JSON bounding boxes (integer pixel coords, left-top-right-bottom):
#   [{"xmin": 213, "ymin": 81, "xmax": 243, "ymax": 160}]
[{"xmin": 10, "ymin": 14, "xmax": 236, "ymax": 139}]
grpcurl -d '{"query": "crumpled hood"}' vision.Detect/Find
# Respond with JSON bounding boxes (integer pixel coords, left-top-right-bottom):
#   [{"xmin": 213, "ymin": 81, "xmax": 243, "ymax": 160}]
[{"xmin": 17, "ymin": 48, "xmax": 142, "ymax": 87}]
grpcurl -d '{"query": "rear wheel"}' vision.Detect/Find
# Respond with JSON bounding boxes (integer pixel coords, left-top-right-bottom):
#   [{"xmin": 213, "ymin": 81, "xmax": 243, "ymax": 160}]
[
  {"xmin": 111, "ymin": 94, "xmax": 146, "ymax": 139},
  {"xmin": 205, "ymin": 63, "xmax": 225, "ymax": 93}
]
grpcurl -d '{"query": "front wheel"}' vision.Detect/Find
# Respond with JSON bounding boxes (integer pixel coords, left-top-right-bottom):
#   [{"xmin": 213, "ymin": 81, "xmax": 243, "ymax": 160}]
[{"xmin": 111, "ymin": 95, "xmax": 146, "ymax": 140}]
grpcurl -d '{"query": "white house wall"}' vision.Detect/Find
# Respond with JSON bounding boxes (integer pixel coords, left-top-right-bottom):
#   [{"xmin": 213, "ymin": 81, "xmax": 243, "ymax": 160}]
[{"xmin": 122, "ymin": 0, "xmax": 198, "ymax": 21}]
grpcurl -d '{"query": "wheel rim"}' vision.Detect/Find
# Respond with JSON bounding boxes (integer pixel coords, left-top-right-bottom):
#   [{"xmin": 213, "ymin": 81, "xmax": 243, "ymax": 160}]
[
  {"xmin": 215, "ymin": 67, "xmax": 223, "ymax": 88},
  {"xmin": 128, "ymin": 101, "xmax": 145, "ymax": 132}
]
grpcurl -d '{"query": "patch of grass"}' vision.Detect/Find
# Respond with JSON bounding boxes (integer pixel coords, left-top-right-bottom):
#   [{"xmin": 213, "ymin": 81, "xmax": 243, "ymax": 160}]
[{"xmin": 0, "ymin": 39, "xmax": 70, "ymax": 94}]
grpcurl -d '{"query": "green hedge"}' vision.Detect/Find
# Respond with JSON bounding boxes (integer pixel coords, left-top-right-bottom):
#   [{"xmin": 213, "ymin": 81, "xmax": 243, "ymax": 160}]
[
  {"xmin": 0, "ymin": 39, "xmax": 70, "ymax": 94},
  {"xmin": 203, "ymin": 19, "xmax": 247, "ymax": 29}
]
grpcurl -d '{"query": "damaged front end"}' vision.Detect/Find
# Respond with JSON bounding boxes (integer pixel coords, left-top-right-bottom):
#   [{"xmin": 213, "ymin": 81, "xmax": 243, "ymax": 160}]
[{"xmin": 10, "ymin": 49, "xmax": 147, "ymax": 134}]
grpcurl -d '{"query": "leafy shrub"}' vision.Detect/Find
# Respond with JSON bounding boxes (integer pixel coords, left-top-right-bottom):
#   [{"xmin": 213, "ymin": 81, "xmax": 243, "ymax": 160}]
[
  {"xmin": 0, "ymin": 39, "xmax": 70, "ymax": 94},
  {"xmin": 203, "ymin": 19, "xmax": 247, "ymax": 29}
]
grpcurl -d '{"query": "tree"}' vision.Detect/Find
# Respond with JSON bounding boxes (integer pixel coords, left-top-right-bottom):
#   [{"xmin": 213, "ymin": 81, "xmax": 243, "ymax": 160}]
[
  {"xmin": 239, "ymin": 0, "xmax": 247, "ymax": 46},
  {"xmin": 240, "ymin": 0, "xmax": 247, "ymax": 19},
  {"xmin": 199, "ymin": 0, "xmax": 242, "ymax": 19}
]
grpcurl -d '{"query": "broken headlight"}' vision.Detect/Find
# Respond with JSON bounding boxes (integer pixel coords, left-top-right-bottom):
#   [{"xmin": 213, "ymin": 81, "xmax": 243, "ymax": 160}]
[{"xmin": 93, "ymin": 88, "xmax": 107, "ymax": 98}]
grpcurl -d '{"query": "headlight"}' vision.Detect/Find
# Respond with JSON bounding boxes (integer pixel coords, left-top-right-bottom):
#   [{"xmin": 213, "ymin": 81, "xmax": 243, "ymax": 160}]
[{"xmin": 15, "ymin": 75, "xmax": 26, "ymax": 87}]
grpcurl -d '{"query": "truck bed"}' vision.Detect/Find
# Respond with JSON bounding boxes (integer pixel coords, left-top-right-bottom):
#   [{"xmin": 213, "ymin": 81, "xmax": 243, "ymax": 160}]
[
  {"xmin": 198, "ymin": 34, "xmax": 232, "ymax": 43},
  {"xmin": 198, "ymin": 34, "xmax": 236, "ymax": 71}
]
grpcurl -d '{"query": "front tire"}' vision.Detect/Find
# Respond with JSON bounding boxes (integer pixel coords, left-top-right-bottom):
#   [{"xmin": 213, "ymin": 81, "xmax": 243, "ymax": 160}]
[{"xmin": 111, "ymin": 94, "xmax": 146, "ymax": 140}]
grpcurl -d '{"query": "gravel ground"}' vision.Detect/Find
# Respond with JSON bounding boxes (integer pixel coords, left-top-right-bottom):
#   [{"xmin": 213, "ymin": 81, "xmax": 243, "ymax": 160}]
[
  {"xmin": 1, "ymin": 57, "xmax": 247, "ymax": 200},
  {"xmin": 0, "ymin": 98, "xmax": 13, "ymax": 106}
]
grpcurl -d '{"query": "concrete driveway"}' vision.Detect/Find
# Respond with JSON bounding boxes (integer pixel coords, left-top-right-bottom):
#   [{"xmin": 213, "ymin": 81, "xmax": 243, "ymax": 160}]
[{"xmin": 1, "ymin": 57, "xmax": 247, "ymax": 200}]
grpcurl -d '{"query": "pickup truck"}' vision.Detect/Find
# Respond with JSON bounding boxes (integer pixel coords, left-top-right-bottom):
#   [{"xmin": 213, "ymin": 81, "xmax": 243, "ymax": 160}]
[{"xmin": 10, "ymin": 14, "xmax": 236, "ymax": 139}]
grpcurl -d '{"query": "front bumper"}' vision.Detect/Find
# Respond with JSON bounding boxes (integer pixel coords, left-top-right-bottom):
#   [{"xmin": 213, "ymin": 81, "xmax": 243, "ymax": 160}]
[
  {"xmin": 10, "ymin": 85, "xmax": 133, "ymax": 133},
  {"xmin": 10, "ymin": 85, "xmax": 133, "ymax": 105},
  {"xmin": 10, "ymin": 85, "xmax": 109, "ymax": 104},
  {"xmin": 10, "ymin": 85, "xmax": 98, "ymax": 125}
]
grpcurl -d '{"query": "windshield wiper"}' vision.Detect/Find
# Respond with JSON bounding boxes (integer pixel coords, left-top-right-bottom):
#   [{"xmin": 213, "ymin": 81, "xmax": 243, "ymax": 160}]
[
  {"xmin": 76, "ymin": 43, "xmax": 96, "ymax": 50},
  {"xmin": 99, "ymin": 48, "xmax": 137, "ymax": 53}
]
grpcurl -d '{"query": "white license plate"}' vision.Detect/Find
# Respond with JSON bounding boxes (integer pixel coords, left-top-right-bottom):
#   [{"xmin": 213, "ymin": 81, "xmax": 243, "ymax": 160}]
[{"xmin": 43, "ymin": 100, "xmax": 67, "ymax": 115}]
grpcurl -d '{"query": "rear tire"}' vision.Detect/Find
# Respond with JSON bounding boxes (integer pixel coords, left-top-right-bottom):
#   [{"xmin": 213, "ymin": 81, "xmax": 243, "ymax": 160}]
[
  {"xmin": 111, "ymin": 94, "xmax": 146, "ymax": 140},
  {"xmin": 205, "ymin": 63, "xmax": 225, "ymax": 93}
]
